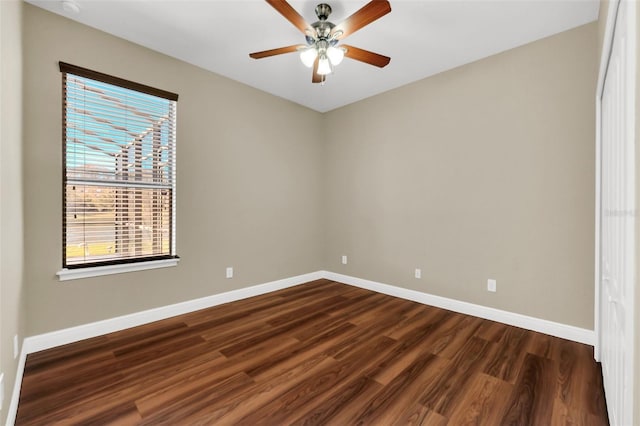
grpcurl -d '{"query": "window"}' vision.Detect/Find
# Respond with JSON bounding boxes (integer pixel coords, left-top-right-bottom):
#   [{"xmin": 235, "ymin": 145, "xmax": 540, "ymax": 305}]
[{"xmin": 59, "ymin": 62, "xmax": 179, "ymax": 274}]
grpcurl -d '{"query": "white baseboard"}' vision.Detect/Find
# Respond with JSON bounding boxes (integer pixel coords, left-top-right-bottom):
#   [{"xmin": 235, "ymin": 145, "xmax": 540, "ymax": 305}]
[
  {"xmin": 6, "ymin": 271, "xmax": 322, "ymax": 425},
  {"xmin": 23, "ymin": 271, "xmax": 324, "ymax": 355},
  {"xmin": 322, "ymin": 271, "xmax": 595, "ymax": 345},
  {"xmin": 8, "ymin": 269, "xmax": 594, "ymax": 425},
  {"xmin": 6, "ymin": 346, "xmax": 27, "ymax": 426},
  {"xmin": 18, "ymin": 270, "xmax": 594, "ymax": 354}
]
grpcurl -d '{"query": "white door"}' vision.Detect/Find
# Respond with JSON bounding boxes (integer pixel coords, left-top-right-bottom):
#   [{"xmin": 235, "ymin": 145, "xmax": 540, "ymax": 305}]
[{"xmin": 600, "ymin": 1, "xmax": 636, "ymax": 425}]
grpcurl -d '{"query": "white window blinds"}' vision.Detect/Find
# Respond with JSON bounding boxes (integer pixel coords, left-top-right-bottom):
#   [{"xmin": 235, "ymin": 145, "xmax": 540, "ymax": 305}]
[{"xmin": 60, "ymin": 62, "xmax": 178, "ymax": 268}]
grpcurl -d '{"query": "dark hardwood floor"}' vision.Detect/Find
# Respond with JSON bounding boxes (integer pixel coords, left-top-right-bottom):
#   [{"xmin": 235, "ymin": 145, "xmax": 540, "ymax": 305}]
[{"xmin": 16, "ymin": 279, "xmax": 609, "ymax": 425}]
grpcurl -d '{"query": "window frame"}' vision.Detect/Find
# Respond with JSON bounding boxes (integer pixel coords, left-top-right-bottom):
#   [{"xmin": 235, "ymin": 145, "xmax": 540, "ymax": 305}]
[{"xmin": 57, "ymin": 62, "xmax": 179, "ymax": 280}]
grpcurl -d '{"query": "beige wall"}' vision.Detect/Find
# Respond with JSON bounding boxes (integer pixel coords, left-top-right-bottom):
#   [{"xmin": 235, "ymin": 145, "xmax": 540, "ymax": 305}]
[
  {"xmin": 324, "ymin": 23, "xmax": 597, "ymax": 329},
  {"xmin": 0, "ymin": 0, "xmax": 25, "ymax": 424},
  {"xmin": 23, "ymin": 4, "xmax": 324, "ymax": 335},
  {"xmin": 22, "ymin": 4, "xmax": 598, "ymax": 334}
]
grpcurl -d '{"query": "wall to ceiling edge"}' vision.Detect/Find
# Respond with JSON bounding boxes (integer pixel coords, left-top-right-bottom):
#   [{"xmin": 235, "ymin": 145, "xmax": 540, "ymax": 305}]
[{"xmin": 21, "ymin": 2, "xmax": 597, "ymax": 337}]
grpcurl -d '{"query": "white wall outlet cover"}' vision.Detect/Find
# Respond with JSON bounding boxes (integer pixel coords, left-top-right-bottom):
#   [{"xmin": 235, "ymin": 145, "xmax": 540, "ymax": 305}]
[
  {"xmin": 415, "ymin": 269, "xmax": 421, "ymax": 279},
  {"xmin": 226, "ymin": 267, "xmax": 233, "ymax": 279},
  {"xmin": 341, "ymin": 255, "xmax": 347, "ymax": 265},
  {"xmin": 487, "ymin": 279, "xmax": 497, "ymax": 292}
]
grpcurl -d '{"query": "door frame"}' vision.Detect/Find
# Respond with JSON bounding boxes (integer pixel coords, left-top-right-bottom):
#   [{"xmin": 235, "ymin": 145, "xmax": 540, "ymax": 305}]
[
  {"xmin": 594, "ymin": 0, "xmax": 621, "ymax": 362},
  {"xmin": 595, "ymin": 2, "xmax": 637, "ymax": 423}
]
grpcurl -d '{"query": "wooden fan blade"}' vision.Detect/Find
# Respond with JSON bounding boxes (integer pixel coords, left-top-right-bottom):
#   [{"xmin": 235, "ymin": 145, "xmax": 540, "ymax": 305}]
[
  {"xmin": 342, "ymin": 45, "xmax": 390, "ymax": 67},
  {"xmin": 312, "ymin": 57, "xmax": 323, "ymax": 83},
  {"xmin": 333, "ymin": 0, "xmax": 391, "ymax": 40},
  {"xmin": 249, "ymin": 45, "xmax": 304, "ymax": 59},
  {"xmin": 265, "ymin": 0, "xmax": 311, "ymax": 34}
]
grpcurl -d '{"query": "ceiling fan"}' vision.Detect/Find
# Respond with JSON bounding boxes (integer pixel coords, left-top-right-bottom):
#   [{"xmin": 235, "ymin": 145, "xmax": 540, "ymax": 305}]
[{"xmin": 249, "ymin": 0, "xmax": 391, "ymax": 84}]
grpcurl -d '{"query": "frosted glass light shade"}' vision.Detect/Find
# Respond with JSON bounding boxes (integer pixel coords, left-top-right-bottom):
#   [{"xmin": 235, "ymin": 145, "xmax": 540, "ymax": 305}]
[
  {"xmin": 317, "ymin": 57, "xmax": 332, "ymax": 75},
  {"xmin": 300, "ymin": 48, "xmax": 317, "ymax": 68},
  {"xmin": 327, "ymin": 46, "xmax": 345, "ymax": 66}
]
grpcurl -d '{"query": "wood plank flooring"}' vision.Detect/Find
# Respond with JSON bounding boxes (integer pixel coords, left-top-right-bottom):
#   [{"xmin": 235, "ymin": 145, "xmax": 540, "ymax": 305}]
[{"xmin": 16, "ymin": 279, "xmax": 609, "ymax": 425}]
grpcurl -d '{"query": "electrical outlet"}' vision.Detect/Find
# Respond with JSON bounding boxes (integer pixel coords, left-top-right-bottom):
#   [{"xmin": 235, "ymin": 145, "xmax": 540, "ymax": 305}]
[
  {"xmin": 226, "ymin": 267, "xmax": 233, "ymax": 279},
  {"xmin": 13, "ymin": 335, "xmax": 18, "ymax": 359},
  {"xmin": 487, "ymin": 279, "xmax": 497, "ymax": 292},
  {"xmin": 341, "ymin": 255, "xmax": 347, "ymax": 265},
  {"xmin": 415, "ymin": 268, "xmax": 421, "ymax": 279}
]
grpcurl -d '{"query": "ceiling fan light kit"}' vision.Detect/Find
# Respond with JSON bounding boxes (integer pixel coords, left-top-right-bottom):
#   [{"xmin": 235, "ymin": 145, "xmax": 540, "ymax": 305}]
[
  {"xmin": 250, "ymin": 0, "xmax": 392, "ymax": 84},
  {"xmin": 299, "ymin": 47, "xmax": 318, "ymax": 67}
]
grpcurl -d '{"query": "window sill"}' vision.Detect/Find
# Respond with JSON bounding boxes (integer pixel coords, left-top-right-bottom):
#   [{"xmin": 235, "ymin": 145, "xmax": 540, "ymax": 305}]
[{"xmin": 57, "ymin": 258, "xmax": 180, "ymax": 281}]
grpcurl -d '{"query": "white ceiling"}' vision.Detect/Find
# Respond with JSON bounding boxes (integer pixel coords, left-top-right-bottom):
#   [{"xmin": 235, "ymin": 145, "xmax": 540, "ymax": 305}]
[{"xmin": 27, "ymin": 0, "xmax": 600, "ymax": 112}]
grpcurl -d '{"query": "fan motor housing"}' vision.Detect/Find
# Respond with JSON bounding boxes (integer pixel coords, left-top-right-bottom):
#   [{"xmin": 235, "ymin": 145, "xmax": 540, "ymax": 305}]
[{"xmin": 311, "ymin": 3, "xmax": 335, "ymax": 39}]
